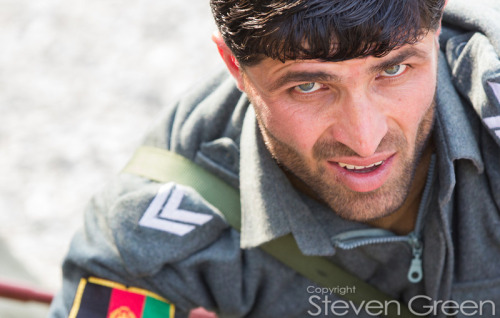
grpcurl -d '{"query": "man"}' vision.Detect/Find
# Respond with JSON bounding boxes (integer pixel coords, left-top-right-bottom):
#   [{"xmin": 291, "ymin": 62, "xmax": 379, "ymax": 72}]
[{"xmin": 49, "ymin": 0, "xmax": 500, "ymax": 317}]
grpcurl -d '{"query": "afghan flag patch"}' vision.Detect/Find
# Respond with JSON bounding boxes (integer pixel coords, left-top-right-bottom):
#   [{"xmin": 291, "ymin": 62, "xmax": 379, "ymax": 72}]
[{"xmin": 69, "ymin": 276, "xmax": 175, "ymax": 318}]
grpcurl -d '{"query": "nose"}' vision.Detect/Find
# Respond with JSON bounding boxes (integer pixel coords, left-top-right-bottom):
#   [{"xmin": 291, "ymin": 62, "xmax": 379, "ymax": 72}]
[{"xmin": 332, "ymin": 90, "xmax": 388, "ymax": 157}]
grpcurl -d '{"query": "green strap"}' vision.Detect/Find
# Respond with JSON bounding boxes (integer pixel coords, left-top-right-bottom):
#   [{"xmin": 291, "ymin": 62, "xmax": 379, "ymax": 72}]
[
  {"xmin": 123, "ymin": 146, "xmax": 421, "ymax": 318},
  {"xmin": 123, "ymin": 146, "xmax": 241, "ymax": 230}
]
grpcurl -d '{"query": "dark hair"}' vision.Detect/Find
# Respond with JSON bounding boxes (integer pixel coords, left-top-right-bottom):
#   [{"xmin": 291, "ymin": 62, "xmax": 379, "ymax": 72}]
[{"xmin": 211, "ymin": 0, "xmax": 446, "ymax": 65}]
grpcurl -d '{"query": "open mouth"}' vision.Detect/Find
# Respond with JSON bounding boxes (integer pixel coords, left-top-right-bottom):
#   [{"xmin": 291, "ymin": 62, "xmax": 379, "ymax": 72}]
[
  {"xmin": 337, "ymin": 160, "xmax": 384, "ymax": 173},
  {"xmin": 327, "ymin": 154, "xmax": 396, "ymax": 192}
]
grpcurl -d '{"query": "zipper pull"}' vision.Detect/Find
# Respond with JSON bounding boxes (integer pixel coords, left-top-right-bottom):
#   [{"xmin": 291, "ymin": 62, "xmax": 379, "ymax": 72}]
[{"xmin": 407, "ymin": 236, "xmax": 423, "ymax": 283}]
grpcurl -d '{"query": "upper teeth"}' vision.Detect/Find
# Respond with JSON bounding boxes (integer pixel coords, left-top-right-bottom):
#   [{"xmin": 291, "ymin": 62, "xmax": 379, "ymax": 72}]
[{"xmin": 338, "ymin": 161, "xmax": 384, "ymax": 170}]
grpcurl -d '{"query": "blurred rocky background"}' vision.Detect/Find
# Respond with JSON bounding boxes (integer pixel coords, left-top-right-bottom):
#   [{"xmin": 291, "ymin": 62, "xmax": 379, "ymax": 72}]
[{"xmin": 0, "ymin": 0, "xmax": 223, "ymax": 315}]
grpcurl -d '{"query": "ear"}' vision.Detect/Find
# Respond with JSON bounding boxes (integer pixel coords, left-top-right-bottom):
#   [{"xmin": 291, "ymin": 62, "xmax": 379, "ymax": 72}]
[
  {"xmin": 212, "ymin": 31, "xmax": 245, "ymax": 91},
  {"xmin": 434, "ymin": 0, "xmax": 449, "ymax": 43}
]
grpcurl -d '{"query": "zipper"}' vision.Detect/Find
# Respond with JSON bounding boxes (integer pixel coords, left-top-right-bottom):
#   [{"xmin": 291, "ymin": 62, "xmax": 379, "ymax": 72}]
[
  {"xmin": 331, "ymin": 155, "xmax": 436, "ymax": 284},
  {"xmin": 407, "ymin": 232, "xmax": 423, "ymax": 283},
  {"xmin": 331, "ymin": 230, "xmax": 424, "ymax": 284}
]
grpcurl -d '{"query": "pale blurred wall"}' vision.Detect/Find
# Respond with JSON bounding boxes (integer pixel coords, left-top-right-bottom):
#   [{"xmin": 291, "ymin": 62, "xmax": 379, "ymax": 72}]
[{"xmin": 0, "ymin": 0, "xmax": 224, "ymax": 295}]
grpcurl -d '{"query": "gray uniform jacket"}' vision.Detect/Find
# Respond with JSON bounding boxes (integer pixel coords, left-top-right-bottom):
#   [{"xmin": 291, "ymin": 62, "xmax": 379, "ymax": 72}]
[{"xmin": 49, "ymin": 1, "xmax": 500, "ymax": 317}]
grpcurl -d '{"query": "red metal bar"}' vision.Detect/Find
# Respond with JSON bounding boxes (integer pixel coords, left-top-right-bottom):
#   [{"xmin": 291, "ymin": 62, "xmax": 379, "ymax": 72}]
[
  {"xmin": 0, "ymin": 281, "xmax": 53, "ymax": 304},
  {"xmin": 189, "ymin": 307, "xmax": 218, "ymax": 318}
]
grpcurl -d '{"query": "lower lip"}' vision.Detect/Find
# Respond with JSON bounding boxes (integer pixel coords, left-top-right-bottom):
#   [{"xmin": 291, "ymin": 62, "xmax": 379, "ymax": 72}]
[{"xmin": 327, "ymin": 155, "xmax": 396, "ymax": 193}]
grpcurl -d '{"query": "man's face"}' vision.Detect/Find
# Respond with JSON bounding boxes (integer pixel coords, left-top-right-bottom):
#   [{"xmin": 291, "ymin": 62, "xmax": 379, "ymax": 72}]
[{"xmin": 239, "ymin": 32, "xmax": 439, "ymax": 221}]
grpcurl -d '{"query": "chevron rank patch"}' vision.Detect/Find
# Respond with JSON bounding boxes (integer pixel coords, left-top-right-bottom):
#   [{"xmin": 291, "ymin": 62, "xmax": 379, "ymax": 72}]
[
  {"xmin": 139, "ymin": 183, "xmax": 213, "ymax": 236},
  {"xmin": 485, "ymin": 82, "xmax": 500, "ymax": 139},
  {"xmin": 69, "ymin": 277, "xmax": 175, "ymax": 318},
  {"xmin": 484, "ymin": 115, "xmax": 500, "ymax": 137}
]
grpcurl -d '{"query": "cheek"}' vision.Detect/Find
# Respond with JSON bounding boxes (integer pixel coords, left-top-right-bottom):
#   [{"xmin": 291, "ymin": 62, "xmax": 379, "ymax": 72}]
[
  {"xmin": 391, "ymin": 84, "xmax": 436, "ymax": 143},
  {"xmin": 387, "ymin": 66, "xmax": 436, "ymax": 135},
  {"xmin": 257, "ymin": 98, "xmax": 327, "ymax": 153}
]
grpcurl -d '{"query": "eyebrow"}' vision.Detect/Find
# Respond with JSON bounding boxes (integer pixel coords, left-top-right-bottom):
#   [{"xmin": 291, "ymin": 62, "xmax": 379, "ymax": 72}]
[{"xmin": 268, "ymin": 47, "xmax": 429, "ymax": 93}]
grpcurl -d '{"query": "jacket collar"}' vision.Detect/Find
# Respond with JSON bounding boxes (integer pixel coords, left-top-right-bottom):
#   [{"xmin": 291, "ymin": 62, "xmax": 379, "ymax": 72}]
[
  {"xmin": 434, "ymin": 50, "xmax": 485, "ymax": 207},
  {"xmin": 238, "ymin": 107, "xmax": 336, "ymax": 256}
]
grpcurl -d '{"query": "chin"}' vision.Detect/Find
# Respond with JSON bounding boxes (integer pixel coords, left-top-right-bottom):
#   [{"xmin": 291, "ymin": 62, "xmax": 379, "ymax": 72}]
[{"xmin": 314, "ymin": 169, "xmax": 412, "ymax": 222}]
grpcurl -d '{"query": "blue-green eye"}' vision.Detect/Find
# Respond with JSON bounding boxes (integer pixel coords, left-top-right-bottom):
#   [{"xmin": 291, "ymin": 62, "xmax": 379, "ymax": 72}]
[
  {"xmin": 294, "ymin": 82, "xmax": 322, "ymax": 93},
  {"xmin": 380, "ymin": 64, "xmax": 407, "ymax": 77}
]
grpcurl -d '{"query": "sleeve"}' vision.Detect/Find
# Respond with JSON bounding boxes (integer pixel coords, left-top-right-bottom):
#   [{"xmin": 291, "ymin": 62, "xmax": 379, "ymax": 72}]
[{"xmin": 47, "ymin": 174, "xmax": 235, "ymax": 318}]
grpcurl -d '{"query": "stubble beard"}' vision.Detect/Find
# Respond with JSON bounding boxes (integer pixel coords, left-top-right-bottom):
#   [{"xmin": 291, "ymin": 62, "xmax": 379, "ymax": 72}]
[{"xmin": 254, "ymin": 100, "xmax": 436, "ymax": 222}]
